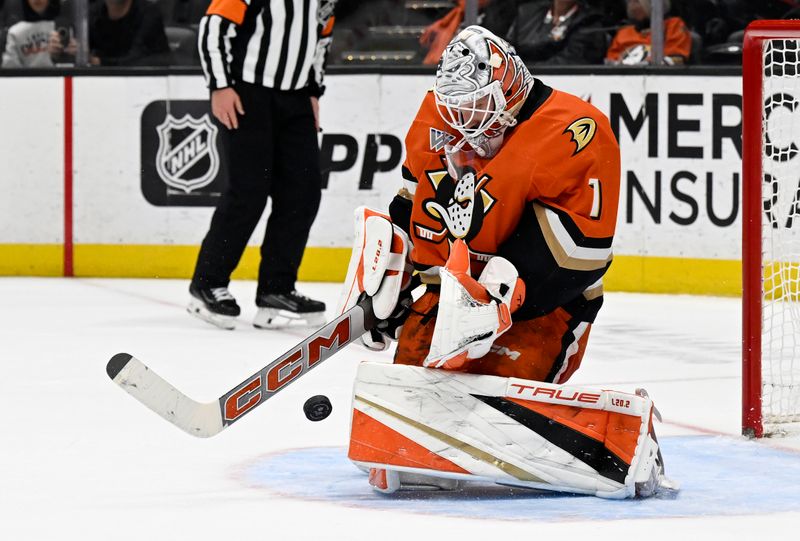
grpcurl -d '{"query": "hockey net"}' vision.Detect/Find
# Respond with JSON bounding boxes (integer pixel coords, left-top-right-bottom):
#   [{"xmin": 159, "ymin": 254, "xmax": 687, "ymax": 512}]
[{"xmin": 743, "ymin": 21, "xmax": 800, "ymax": 438}]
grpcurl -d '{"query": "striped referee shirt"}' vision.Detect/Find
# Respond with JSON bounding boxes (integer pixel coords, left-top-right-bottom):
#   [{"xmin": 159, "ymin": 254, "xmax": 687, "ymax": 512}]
[{"xmin": 198, "ymin": 0, "xmax": 337, "ymax": 95}]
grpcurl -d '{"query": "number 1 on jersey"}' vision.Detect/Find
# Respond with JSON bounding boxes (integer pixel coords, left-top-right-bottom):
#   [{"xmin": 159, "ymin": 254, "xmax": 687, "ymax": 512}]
[{"xmin": 588, "ymin": 178, "xmax": 602, "ymax": 219}]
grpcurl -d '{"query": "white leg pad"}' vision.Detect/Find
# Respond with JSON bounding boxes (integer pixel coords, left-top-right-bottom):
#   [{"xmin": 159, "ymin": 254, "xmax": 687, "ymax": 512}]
[{"xmin": 348, "ymin": 362, "xmax": 678, "ymax": 499}]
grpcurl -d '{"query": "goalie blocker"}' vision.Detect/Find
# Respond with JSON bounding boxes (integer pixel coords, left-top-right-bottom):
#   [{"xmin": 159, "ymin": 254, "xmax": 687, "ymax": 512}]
[
  {"xmin": 337, "ymin": 206, "xmax": 414, "ymax": 351},
  {"xmin": 348, "ymin": 362, "xmax": 678, "ymax": 498}
]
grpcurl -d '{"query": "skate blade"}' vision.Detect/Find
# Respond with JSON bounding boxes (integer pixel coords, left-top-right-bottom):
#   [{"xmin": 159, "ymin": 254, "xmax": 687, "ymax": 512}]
[
  {"xmin": 653, "ymin": 475, "xmax": 681, "ymax": 498},
  {"xmin": 253, "ymin": 308, "xmax": 326, "ymax": 330},
  {"xmin": 395, "ymin": 471, "xmax": 462, "ymax": 492},
  {"xmin": 187, "ymin": 299, "xmax": 236, "ymax": 330},
  {"xmin": 369, "ymin": 469, "xmax": 462, "ymax": 494}
]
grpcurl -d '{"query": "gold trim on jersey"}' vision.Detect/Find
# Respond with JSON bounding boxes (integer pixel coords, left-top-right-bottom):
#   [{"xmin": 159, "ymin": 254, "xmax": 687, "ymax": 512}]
[
  {"xmin": 534, "ymin": 204, "xmax": 613, "ymax": 272},
  {"xmin": 354, "ymin": 395, "xmax": 548, "ymax": 484},
  {"xmin": 419, "ymin": 271, "xmax": 442, "ymax": 285},
  {"xmin": 583, "ymin": 280, "xmax": 604, "ymax": 301},
  {"xmin": 426, "ymin": 169, "xmax": 448, "ymax": 189}
]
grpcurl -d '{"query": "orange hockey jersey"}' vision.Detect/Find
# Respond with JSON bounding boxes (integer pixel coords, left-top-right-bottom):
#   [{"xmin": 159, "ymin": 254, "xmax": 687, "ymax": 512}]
[
  {"xmin": 606, "ymin": 17, "xmax": 692, "ymax": 63},
  {"xmin": 392, "ymin": 79, "xmax": 620, "ymax": 321}
]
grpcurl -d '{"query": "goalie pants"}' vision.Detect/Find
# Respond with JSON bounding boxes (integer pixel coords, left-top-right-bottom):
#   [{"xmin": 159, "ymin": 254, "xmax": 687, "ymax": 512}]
[
  {"xmin": 395, "ymin": 291, "xmax": 591, "ymax": 383},
  {"xmin": 192, "ymin": 83, "xmax": 322, "ymax": 294}
]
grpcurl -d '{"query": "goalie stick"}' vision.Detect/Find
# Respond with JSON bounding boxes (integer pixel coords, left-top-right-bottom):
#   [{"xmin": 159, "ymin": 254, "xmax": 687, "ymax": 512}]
[{"xmin": 106, "ymin": 295, "xmax": 377, "ymax": 438}]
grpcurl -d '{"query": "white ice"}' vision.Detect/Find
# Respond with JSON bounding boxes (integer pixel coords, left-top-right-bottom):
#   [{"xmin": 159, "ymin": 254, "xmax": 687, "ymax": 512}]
[{"xmin": 1, "ymin": 278, "xmax": 798, "ymax": 540}]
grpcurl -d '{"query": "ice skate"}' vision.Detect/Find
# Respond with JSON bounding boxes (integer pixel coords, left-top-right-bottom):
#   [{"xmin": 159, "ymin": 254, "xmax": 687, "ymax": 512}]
[
  {"xmin": 368, "ymin": 468, "xmax": 462, "ymax": 494},
  {"xmin": 187, "ymin": 284, "xmax": 241, "ymax": 330},
  {"xmin": 253, "ymin": 290, "xmax": 326, "ymax": 329},
  {"xmin": 632, "ymin": 393, "xmax": 680, "ymax": 498}
]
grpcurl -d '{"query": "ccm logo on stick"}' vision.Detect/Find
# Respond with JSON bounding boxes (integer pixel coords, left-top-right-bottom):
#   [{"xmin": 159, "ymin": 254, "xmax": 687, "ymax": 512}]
[
  {"xmin": 224, "ymin": 376, "xmax": 263, "ymax": 421},
  {"xmin": 222, "ymin": 319, "xmax": 351, "ymax": 423},
  {"xmin": 509, "ymin": 383, "xmax": 601, "ymax": 404}
]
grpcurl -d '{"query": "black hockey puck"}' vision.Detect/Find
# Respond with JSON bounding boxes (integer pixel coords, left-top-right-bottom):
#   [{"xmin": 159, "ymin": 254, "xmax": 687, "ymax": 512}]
[{"xmin": 303, "ymin": 395, "xmax": 332, "ymax": 422}]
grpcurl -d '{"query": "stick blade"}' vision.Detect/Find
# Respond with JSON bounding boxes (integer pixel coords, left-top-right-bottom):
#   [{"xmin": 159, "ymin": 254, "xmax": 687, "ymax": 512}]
[
  {"xmin": 107, "ymin": 352, "xmax": 132, "ymax": 379},
  {"xmin": 106, "ymin": 353, "xmax": 224, "ymax": 438}
]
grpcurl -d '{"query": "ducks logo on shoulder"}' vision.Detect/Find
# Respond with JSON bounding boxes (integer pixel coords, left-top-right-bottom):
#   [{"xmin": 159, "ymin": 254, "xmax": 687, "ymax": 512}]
[{"xmin": 563, "ymin": 117, "xmax": 597, "ymax": 156}]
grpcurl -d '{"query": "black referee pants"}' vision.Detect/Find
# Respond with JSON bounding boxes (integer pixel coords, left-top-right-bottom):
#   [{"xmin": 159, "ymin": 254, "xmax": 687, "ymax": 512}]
[{"xmin": 192, "ymin": 82, "xmax": 322, "ymax": 295}]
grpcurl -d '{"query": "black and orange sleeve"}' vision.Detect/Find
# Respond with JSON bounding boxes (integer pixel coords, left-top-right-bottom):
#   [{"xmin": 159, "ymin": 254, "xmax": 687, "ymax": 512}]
[{"xmin": 499, "ymin": 113, "xmax": 620, "ymax": 321}]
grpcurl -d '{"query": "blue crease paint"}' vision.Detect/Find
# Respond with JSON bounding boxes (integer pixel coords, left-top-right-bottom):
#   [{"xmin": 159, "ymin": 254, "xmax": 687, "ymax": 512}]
[{"xmin": 242, "ymin": 436, "xmax": 800, "ymax": 521}]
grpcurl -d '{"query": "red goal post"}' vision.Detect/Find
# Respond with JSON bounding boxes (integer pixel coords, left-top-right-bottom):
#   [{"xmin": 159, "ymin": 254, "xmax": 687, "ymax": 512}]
[{"xmin": 742, "ymin": 20, "xmax": 800, "ymax": 438}]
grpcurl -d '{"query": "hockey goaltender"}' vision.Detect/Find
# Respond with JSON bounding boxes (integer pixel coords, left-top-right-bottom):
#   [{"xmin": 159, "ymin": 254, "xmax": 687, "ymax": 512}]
[{"xmin": 336, "ymin": 25, "xmax": 678, "ymax": 499}]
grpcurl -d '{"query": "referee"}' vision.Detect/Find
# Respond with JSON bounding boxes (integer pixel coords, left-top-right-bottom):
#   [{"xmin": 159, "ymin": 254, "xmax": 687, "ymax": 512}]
[{"xmin": 188, "ymin": 0, "xmax": 337, "ymax": 330}]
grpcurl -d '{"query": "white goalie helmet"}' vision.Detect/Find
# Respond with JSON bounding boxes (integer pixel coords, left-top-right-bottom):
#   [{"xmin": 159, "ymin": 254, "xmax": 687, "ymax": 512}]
[{"xmin": 434, "ymin": 25, "xmax": 533, "ymax": 158}]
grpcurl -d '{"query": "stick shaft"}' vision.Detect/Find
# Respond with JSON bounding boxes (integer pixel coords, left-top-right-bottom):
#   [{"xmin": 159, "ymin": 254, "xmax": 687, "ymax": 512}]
[
  {"xmin": 107, "ymin": 297, "xmax": 376, "ymax": 437},
  {"xmin": 219, "ymin": 298, "xmax": 375, "ymax": 428}
]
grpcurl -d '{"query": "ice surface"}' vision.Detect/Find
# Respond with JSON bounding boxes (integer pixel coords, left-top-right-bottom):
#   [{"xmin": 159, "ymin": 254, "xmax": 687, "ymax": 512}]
[
  {"xmin": 1, "ymin": 278, "xmax": 798, "ymax": 540},
  {"xmin": 244, "ymin": 438, "xmax": 800, "ymax": 520}
]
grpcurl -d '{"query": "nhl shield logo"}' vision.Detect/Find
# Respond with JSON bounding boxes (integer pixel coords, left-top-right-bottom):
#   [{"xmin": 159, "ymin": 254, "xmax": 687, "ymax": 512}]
[{"xmin": 155, "ymin": 114, "xmax": 220, "ymax": 193}]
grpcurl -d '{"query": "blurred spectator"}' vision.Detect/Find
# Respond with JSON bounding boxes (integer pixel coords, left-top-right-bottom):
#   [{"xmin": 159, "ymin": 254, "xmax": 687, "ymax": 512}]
[
  {"xmin": 755, "ymin": 0, "xmax": 800, "ymax": 20},
  {"xmin": 481, "ymin": 0, "xmax": 518, "ymax": 36},
  {"xmin": 586, "ymin": 0, "xmax": 626, "ymax": 26},
  {"xmin": 88, "ymin": 0, "xmax": 171, "ymax": 66},
  {"xmin": 2, "ymin": 0, "xmax": 59, "ymax": 67},
  {"xmin": 484, "ymin": 0, "xmax": 624, "ymax": 36},
  {"xmin": 786, "ymin": 7, "xmax": 800, "ymax": 19},
  {"xmin": 501, "ymin": 0, "xmax": 607, "ymax": 65},
  {"xmin": 606, "ymin": 0, "xmax": 691, "ymax": 65},
  {"xmin": 701, "ymin": 1, "xmax": 799, "ymax": 44},
  {"xmin": 671, "ymin": 1, "xmax": 718, "ymax": 43},
  {"xmin": 167, "ymin": 0, "xmax": 211, "ymax": 25},
  {"xmin": 420, "ymin": 0, "xmax": 491, "ymax": 64}
]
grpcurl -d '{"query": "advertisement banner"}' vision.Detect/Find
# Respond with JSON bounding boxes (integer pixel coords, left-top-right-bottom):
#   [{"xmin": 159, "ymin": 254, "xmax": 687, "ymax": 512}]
[
  {"xmin": 122, "ymin": 73, "xmax": 746, "ymax": 260},
  {"xmin": 0, "ymin": 72, "xmax": 754, "ymax": 292}
]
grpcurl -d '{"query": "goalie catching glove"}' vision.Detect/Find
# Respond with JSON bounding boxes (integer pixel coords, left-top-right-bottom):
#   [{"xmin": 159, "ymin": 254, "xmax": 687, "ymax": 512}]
[
  {"xmin": 337, "ymin": 207, "xmax": 415, "ymax": 351},
  {"xmin": 424, "ymin": 239, "xmax": 525, "ymax": 370}
]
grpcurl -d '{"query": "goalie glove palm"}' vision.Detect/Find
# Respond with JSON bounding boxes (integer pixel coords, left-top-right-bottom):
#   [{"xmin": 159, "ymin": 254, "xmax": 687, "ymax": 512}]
[{"xmin": 424, "ymin": 239, "xmax": 525, "ymax": 370}]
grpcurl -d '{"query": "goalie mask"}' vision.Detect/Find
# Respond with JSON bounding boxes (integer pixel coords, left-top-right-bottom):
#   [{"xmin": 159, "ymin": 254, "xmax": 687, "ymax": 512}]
[{"xmin": 434, "ymin": 25, "xmax": 533, "ymax": 158}]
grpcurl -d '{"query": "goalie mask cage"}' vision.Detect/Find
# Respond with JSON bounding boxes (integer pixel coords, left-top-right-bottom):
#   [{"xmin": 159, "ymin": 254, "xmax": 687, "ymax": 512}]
[{"xmin": 743, "ymin": 21, "xmax": 800, "ymax": 438}]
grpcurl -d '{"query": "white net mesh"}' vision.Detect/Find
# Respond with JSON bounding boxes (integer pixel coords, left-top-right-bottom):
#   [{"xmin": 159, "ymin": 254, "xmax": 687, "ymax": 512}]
[{"xmin": 761, "ymin": 38, "xmax": 800, "ymax": 425}]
